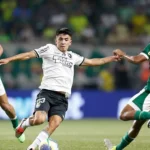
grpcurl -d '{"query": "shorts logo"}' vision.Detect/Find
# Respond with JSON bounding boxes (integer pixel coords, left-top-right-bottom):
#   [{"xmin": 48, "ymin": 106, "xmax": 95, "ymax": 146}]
[{"xmin": 36, "ymin": 98, "xmax": 46, "ymax": 108}]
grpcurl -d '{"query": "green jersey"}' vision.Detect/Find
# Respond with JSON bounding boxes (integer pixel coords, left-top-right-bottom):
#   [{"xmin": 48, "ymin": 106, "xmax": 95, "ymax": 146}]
[{"xmin": 141, "ymin": 44, "xmax": 150, "ymax": 91}]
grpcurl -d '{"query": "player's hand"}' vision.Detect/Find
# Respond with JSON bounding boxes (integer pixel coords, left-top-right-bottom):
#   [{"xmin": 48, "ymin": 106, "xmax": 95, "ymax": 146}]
[
  {"xmin": 113, "ymin": 49, "xmax": 126, "ymax": 58},
  {"xmin": 0, "ymin": 58, "xmax": 10, "ymax": 65},
  {"xmin": 112, "ymin": 55, "xmax": 122, "ymax": 61}
]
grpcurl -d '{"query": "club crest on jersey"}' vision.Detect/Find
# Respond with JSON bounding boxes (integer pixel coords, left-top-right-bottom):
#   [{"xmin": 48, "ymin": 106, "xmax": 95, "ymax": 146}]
[
  {"xmin": 36, "ymin": 98, "xmax": 46, "ymax": 108},
  {"xmin": 148, "ymin": 52, "xmax": 150, "ymax": 56},
  {"xmin": 53, "ymin": 55, "xmax": 73, "ymax": 68},
  {"xmin": 68, "ymin": 53, "xmax": 72, "ymax": 58}
]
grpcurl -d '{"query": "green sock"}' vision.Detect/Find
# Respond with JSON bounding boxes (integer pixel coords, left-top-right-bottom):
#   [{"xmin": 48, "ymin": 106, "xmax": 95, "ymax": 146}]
[
  {"xmin": 134, "ymin": 110, "xmax": 150, "ymax": 120},
  {"xmin": 116, "ymin": 133, "xmax": 134, "ymax": 150},
  {"xmin": 11, "ymin": 116, "xmax": 19, "ymax": 129}
]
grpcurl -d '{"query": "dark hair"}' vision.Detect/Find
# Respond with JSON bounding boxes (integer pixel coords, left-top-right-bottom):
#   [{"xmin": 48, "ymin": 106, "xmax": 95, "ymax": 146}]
[{"xmin": 56, "ymin": 27, "xmax": 72, "ymax": 37}]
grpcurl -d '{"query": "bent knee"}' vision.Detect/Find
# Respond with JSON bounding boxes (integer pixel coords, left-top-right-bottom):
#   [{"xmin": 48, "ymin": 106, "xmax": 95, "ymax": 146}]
[
  {"xmin": 34, "ymin": 117, "xmax": 45, "ymax": 125},
  {"xmin": 33, "ymin": 115, "xmax": 46, "ymax": 125},
  {"xmin": 119, "ymin": 113, "xmax": 128, "ymax": 121},
  {"xmin": 50, "ymin": 120, "xmax": 61, "ymax": 128}
]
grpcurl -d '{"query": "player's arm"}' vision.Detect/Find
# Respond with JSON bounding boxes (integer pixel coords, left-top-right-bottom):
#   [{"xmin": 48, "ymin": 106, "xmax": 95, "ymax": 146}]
[
  {"xmin": 113, "ymin": 49, "xmax": 147, "ymax": 64},
  {"xmin": 81, "ymin": 56, "xmax": 119, "ymax": 66},
  {"xmin": 123, "ymin": 54, "xmax": 147, "ymax": 64},
  {"xmin": 0, "ymin": 45, "xmax": 4, "ymax": 57},
  {"xmin": 0, "ymin": 50, "xmax": 37, "ymax": 65}
]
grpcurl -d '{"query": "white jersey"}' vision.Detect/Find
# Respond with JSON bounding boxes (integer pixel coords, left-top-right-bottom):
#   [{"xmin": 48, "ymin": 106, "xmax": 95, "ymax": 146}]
[
  {"xmin": 0, "ymin": 78, "xmax": 6, "ymax": 96},
  {"xmin": 34, "ymin": 44, "xmax": 84, "ymax": 95}
]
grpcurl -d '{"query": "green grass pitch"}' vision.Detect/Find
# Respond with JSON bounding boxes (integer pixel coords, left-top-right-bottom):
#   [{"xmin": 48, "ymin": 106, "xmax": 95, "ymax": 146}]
[{"xmin": 0, "ymin": 119, "xmax": 150, "ymax": 150}]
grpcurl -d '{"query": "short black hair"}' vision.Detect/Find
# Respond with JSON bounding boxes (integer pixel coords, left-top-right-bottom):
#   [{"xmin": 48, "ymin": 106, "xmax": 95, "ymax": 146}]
[{"xmin": 56, "ymin": 27, "xmax": 72, "ymax": 37}]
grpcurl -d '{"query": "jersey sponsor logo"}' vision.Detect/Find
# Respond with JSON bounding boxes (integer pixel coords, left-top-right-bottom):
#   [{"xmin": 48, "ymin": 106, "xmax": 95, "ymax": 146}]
[
  {"xmin": 36, "ymin": 98, "xmax": 46, "ymax": 108},
  {"xmin": 40, "ymin": 46, "xmax": 49, "ymax": 53},
  {"xmin": 53, "ymin": 55, "xmax": 73, "ymax": 68}
]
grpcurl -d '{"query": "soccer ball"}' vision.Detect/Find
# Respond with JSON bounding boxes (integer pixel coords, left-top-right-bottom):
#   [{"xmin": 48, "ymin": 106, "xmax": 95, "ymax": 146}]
[{"xmin": 38, "ymin": 138, "xmax": 59, "ymax": 150}]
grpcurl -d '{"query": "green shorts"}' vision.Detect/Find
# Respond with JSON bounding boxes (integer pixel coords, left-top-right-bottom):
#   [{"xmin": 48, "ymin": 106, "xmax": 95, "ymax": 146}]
[{"xmin": 128, "ymin": 89, "xmax": 150, "ymax": 111}]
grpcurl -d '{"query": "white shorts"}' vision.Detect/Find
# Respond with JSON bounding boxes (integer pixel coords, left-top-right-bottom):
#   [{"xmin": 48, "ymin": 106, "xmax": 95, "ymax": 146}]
[
  {"xmin": 128, "ymin": 89, "xmax": 150, "ymax": 111},
  {"xmin": 0, "ymin": 78, "xmax": 6, "ymax": 96}
]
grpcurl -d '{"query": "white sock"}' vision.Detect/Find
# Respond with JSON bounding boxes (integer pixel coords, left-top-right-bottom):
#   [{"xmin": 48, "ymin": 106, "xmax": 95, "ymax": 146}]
[
  {"xmin": 22, "ymin": 118, "xmax": 30, "ymax": 128},
  {"xmin": 30, "ymin": 131, "xmax": 49, "ymax": 149}
]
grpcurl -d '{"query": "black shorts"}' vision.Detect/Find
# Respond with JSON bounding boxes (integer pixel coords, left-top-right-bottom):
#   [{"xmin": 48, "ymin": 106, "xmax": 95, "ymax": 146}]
[{"xmin": 34, "ymin": 89, "xmax": 68, "ymax": 120}]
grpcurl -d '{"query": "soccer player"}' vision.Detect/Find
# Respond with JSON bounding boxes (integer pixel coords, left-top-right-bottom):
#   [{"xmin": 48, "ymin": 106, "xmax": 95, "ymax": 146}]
[
  {"xmin": 0, "ymin": 28, "xmax": 120, "ymax": 150},
  {"xmin": 104, "ymin": 46, "xmax": 150, "ymax": 150},
  {"xmin": 0, "ymin": 45, "xmax": 25, "ymax": 143}
]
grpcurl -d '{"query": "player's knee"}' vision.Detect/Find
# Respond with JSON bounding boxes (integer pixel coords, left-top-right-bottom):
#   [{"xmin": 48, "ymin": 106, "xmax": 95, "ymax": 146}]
[
  {"xmin": 33, "ymin": 115, "xmax": 46, "ymax": 125},
  {"xmin": 119, "ymin": 113, "xmax": 128, "ymax": 121},
  {"xmin": 50, "ymin": 119, "xmax": 61, "ymax": 129}
]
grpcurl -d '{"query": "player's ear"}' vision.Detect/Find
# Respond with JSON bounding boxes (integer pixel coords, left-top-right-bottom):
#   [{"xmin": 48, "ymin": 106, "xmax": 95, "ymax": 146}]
[{"xmin": 69, "ymin": 39, "xmax": 72, "ymax": 46}]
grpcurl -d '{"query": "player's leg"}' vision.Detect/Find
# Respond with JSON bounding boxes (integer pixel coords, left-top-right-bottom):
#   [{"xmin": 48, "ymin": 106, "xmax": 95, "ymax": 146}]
[
  {"xmin": 104, "ymin": 88, "xmax": 150, "ymax": 150},
  {"xmin": 104, "ymin": 120, "xmax": 146, "ymax": 150},
  {"xmin": 16, "ymin": 111, "xmax": 47, "ymax": 137},
  {"xmin": 116, "ymin": 120, "xmax": 145, "ymax": 150},
  {"xmin": 27, "ymin": 115, "xmax": 63, "ymax": 150},
  {"xmin": 27, "ymin": 90, "xmax": 68, "ymax": 150},
  {"xmin": 0, "ymin": 79, "xmax": 25, "ymax": 142},
  {"xmin": 16, "ymin": 89, "xmax": 49, "ymax": 138},
  {"xmin": 0, "ymin": 93, "xmax": 18, "ymax": 128},
  {"xmin": 119, "ymin": 89, "xmax": 150, "ymax": 121}
]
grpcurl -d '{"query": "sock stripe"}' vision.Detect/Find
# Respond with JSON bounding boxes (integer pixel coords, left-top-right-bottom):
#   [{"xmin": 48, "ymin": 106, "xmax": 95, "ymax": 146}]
[
  {"xmin": 122, "ymin": 137, "xmax": 129, "ymax": 144},
  {"xmin": 11, "ymin": 116, "xmax": 17, "ymax": 120}
]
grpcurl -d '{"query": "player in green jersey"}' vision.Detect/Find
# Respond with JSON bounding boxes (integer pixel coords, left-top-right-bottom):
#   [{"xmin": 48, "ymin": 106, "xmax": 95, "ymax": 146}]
[
  {"xmin": 104, "ymin": 44, "xmax": 150, "ymax": 150},
  {"xmin": 0, "ymin": 45, "xmax": 25, "ymax": 143}
]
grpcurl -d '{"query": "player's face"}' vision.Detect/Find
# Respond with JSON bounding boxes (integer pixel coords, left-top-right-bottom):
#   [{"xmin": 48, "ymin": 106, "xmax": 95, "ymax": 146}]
[{"xmin": 55, "ymin": 34, "xmax": 72, "ymax": 52}]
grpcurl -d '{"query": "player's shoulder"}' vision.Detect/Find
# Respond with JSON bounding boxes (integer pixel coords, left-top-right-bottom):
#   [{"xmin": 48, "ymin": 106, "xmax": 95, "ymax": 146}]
[
  {"xmin": 43, "ymin": 44, "xmax": 58, "ymax": 53},
  {"xmin": 45, "ymin": 43, "xmax": 56, "ymax": 48}
]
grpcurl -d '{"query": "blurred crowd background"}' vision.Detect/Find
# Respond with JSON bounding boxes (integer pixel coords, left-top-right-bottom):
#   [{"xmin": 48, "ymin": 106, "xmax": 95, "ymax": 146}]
[{"xmin": 0, "ymin": 0, "xmax": 150, "ymax": 91}]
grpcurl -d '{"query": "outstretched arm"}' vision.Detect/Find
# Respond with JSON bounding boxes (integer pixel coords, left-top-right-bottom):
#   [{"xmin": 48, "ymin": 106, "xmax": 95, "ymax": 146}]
[
  {"xmin": 81, "ymin": 56, "xmax": 119, "ymax": 66},
  {"xmin": 0, "ymin": 50, "xmax": 37, "ymax": 65},
  {"xmin": 113, "ymin": 49, "xmax": 147, "ymax": 64},
  {"xmin": 0, "ymin": 45, "xmax": 4, "ymax": 57},
  {"xmin": 123, "ymin": 54, "xmax": 147, "ymax": 64}
]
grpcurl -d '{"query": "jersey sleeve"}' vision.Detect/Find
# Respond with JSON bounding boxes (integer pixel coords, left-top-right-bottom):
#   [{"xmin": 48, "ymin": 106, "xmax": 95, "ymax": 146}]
[
  {"xmin": 34, "ymin": 44, "xmax": 52, "ymax": 58},
  {"xmin": 140, "ymin": 44, "xmax": 150, "ymax": 59},
  {"xmin": 71, "ymin": 52, "xmax": 84, "ymax": 66}
]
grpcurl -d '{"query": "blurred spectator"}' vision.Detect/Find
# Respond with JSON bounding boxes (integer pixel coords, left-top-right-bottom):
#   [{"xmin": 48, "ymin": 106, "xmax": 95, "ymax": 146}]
[
  {"xmin": 131, "ymin": 6, "xmax": 148, "ymax": 35},
  {"xmin": 99, "ymin": 69, "xmax": 115, "ymax": 91},
  {"xmin": 99, "ymin": 10, "xmax": 118, "ymax": 38},
  {"xmin": 73, "ymin": 67, "xmax": 88, "ymax": 89},
  {"xmin": 19, "ymin": 23, "xmax": 35, "ymax": 42},
  {"xmin": 29, "ymin": 62, "xmax": 42, "ymax": 89},
  {"xmin": 139, "ymin": 61, "xmax": 150, "ymax": 88},
  {"xmin": 42, "ymin": 25, "xmax": 56, "ymax": 41},
  {"xmin": 81, "ymin": 24, "xmax": 95, "ymax": 43},
  {"xmin": 106, "ymin": 23, "xmax": 131, "ymax": 45},
  {"xmin": 0, "ymin": 0, "xmax": 150, "ymax": 90},
  {"xmin": 2, "ymin": 63, "xmax": 16, "ymax": 89},
  {"xmin": 0, "ymin": 0, "xmax": 16, "ymax": 32},
  {"xmin": 114, "ymin": 60, "xmax": 131, "ymax": 90},
  {"xmin": 0, "ymin": 26, "xmax": 11, "ymax": 42},
  {"xmin": 85, "ymin": 48, "xmax": 107, "ymax": 89},
  {"xmin": 13, "ymin": 1, "xmax": 32, "ymax": 22},
  {"xmin": 69, "ymin": 10, "xmax": 89, "ymax": 38},
  {"xmin": 117, "ymin": 4, "xmax": 135, "ymax": 24}
]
